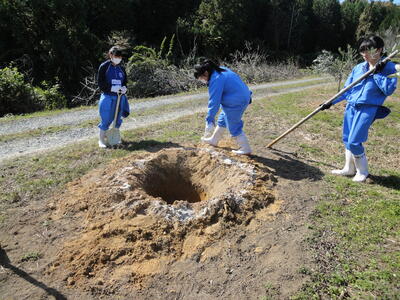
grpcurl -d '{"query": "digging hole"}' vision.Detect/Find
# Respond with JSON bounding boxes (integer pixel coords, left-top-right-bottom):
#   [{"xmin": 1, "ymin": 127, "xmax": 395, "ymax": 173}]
[{"xmin": 142, "ymin": 165, "xmax": 207, "ymax": 205}]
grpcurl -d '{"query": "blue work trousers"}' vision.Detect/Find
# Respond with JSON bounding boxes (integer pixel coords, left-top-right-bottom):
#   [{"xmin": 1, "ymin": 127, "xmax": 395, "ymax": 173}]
[
  {"xmin": 217, "ymin": 103, "xmax": 248, "ymax": 137},
  {"xmin": 342, "ymin": 104, "xmax": 378, "ymax": 155},
  {"xmin": 98, "ymin": 94, "xmax": 125, "ymax": 131}
]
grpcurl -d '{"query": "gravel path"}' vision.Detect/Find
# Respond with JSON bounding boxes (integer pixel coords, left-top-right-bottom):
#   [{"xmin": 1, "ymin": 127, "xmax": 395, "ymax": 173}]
[
  {"xmin": 0, "ymin": 79, "xmax": 331, "ymax": 162},
  {"xmin": 0, "ymin": 77, "xmax": 327, "ymax": 135}
]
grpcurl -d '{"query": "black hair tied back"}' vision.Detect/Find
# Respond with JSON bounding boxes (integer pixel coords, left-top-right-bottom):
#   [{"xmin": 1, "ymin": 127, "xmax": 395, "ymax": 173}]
[{"xmin": 194, "ymin": 59, "xmax": 225, "ymax": 79}]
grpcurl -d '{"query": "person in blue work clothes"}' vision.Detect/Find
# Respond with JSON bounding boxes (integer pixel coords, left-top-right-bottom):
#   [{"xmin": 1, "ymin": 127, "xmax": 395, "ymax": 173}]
[
  {"xmin": 97, "ymin": 46, "xmax": 130, "ymax": 148},
  {"xmin": 194, "ymin": 59, "xmax": 252, "ymax": 155},
  {"xmin": 320, "ymin": 35, "xmax": 397, "ymax": 182}
]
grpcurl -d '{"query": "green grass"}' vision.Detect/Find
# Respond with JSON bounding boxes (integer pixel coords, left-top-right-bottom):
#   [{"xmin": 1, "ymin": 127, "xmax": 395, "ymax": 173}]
[
  {"xmin": 294, "ymin": 176, "xmax": 400, "ymax": 299},
  {"xmin": 0, "ymin": 80, "xmax": 399, "ymax": 299},
  {"xmin": 20, "ymin": 252, "xmax": 43, "ymax": 262},
  {"xmin": 0, "ymin": 106, "xmax": 91, "ymax": 123},
  {"xmin": 0, "ymin": 124, "xmax": 72, "ymax": 143},
  {"xmin": 289, "ymin": 90, "xmax": 400, "ymax": 299}
]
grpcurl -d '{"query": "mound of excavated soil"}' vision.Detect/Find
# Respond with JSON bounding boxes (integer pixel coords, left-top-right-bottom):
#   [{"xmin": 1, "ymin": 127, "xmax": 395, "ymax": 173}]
[{"xmin": 48, "ymin": 146, "xmax": 276, "ymax": 293}]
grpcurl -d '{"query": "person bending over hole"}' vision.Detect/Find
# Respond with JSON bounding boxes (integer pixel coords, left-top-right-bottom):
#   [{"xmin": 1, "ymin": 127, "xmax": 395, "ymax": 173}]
[{"xmin": 194, "ymin": 59, "xmax": 253, "ymax": 155}]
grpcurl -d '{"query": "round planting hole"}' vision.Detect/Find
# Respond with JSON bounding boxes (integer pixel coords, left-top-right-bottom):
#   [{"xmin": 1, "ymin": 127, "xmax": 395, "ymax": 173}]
[
  {"xmin": 141, "ymin": 165, "xmax": 207, "ymax": 204},
  {"xmin": 53, "ymin": 147, "xmax": 276, "ymax": 290}
]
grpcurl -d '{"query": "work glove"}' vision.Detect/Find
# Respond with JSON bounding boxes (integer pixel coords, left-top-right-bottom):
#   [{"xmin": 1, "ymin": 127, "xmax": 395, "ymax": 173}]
[
  {"xmin": 373, "ymin": 60, "xmax": 386, "ymax": 74},
  {"xmin": 388, "ymin": 63, "xmax": 400, "ymax": 78},
  {"xmin": 319, "ymin": 102, "xmax": 332, "ymax": 111},
  {"xmin": 111, "ymin": 85, "xmax": 121, "ymax": 93},
  {"xmin": 203, "ymin": 122, "xmax": 215, "ymax": 138},
  {"xmin": 120, "ymin": 86, "xmax": 128, "ymax": 94}
]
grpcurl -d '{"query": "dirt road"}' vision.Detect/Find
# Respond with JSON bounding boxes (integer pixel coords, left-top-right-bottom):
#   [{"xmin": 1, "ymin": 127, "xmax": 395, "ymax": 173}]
[{"xmin": 0, "ymin": 77, "xmax": 330, "ymax": 162}]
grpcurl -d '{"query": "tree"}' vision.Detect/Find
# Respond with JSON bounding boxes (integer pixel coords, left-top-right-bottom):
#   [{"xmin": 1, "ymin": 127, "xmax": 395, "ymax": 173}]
[
  {"xmin": 312, "ymin": 0, "xmax": 342, "ymax": 52},
  {"xmin": 356, "ymin": 2, "xmax": 387, "ymax": 39},
  {"xmin": 341, "ymin": 0, "xmax": 368, "ymax": 47},
  {"xmin": 312, "ymin": 45, "xmax": 358, "ymax": 91},
  {"xmin": 0, "ymin": 0, "xmax": 103, "ymax": 101},
  {"xmin": 193, "ymin": 0, "xmax": 251, "ymax": 57}
]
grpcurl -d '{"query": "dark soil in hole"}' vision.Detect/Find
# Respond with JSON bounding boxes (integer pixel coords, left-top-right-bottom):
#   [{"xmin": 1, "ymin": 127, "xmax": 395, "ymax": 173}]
[{"xmin": 142, "ymin": 167, "xmax": 207, "ymax": 204}]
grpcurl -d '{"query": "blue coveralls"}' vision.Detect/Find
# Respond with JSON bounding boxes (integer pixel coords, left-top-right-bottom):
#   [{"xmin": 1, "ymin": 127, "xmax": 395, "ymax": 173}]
[
  {"xmin": 332, "ymin": 60, "xmax": 397, "ymax": 155},
  {"xmin": 97, "ymin": 61, "xmax": 130, "ymax": 131},
  {"xmin": 206, "ymin": 67, "xmax": 252, "ymax": 137}
]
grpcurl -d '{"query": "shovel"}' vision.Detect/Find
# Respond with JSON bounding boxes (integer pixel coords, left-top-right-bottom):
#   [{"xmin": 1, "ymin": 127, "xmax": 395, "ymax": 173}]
[{"xmin": 106, "ymin": 91, "xmax": 122, "ymax": 146}]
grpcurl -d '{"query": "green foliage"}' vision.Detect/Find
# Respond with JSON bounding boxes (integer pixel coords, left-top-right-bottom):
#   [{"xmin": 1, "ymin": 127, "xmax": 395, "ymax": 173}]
[
  {"xmin": 21, "ymin": 252, "xmax": 43, "ymax": 262},
  {"xmin": 126, "ymin": 42, "xmax": 199, "ymax": 98},
  {"xmin": 0, "ymin": 67, "xmax": 68, "ymax": 116},
  {"xmin": 1, "ymin": 0, "xmax": 400, "ymax": 114},
  {"xmin": 0, "ymin": 67, "xmax": 36, "ymax": 117},
  {"xmin": 312, "ymin": 0, "xmax": 342, "ymax": 51},
  {"xmin": 356, "ymin": 2, "xmax": 388, "ymax": 39},
  {"xmin": 194, "ymin": 0, "xmax": 251, "ymax": 56},
  {"xmin": 341, "ymin": 0, "xmax": 368, "ymax": 46},
  {"xmin": 34, "ymin": 82, "xmax": 67, "ymax": 110}
]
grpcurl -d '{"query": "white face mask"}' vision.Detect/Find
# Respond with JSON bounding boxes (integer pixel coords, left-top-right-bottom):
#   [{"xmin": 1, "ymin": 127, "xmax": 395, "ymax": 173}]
[
  {"xmin": 111, "ymin": 57, "xmax": 122, "ymax": 65},
  {"xmin": 200, "ymin": 79, "xmax": 208, "ymax": 84}
]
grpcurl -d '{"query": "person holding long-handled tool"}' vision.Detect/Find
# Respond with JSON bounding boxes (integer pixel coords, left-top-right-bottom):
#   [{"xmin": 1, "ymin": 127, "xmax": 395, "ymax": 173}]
[
  {"xmin": 267, "ymin": 35, "xmax": 398, "ymax": 182},
  {"xmin": 97, "ymin": 46, "xmax": 130, "ymax": 148}
]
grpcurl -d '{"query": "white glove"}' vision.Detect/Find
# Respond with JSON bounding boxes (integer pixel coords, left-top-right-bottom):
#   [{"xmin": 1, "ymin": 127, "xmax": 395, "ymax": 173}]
[
  {"xmin": 111, "ymin": 85, "xmax": 121, "ymax": 93},
  {"xmin": 120, "ymin": 86, "xmax": 127, "ymax": 94},
  {"xmin": 203, "ymin": 122, "xmax": 215, "ymax": 138},
  {"xmin": 389, "ymin": 64, "xmax": 400, "ymax": 78}
]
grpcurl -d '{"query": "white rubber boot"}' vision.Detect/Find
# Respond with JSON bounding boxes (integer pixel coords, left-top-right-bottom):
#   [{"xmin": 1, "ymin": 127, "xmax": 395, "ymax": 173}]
[
  {"xmin": 331, "ymin": 149, "xmax": 356, "ymax": 176},
  {"xmin": 353, "ymin": 153, "xmax": 369, "ymax": 182},
  {"xmin": 201, "ymin": 126, "xmax": 226, "ymax": 146},
  {"xmin": 99, "ymin": 129, "xmax": 107, "ymax": 148},
  {"xmin": 232, "ymin": 133, "xmax": 252, "ymax": 155}
]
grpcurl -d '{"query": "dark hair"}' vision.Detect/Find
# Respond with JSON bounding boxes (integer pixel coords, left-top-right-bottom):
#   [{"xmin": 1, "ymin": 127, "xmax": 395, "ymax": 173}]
[
  {"xmin": 358, "ymin": 35, "xmax": 384, "ymax": 53},
  {"xmin": 109, "ymin": 46, "xmax": 123, "ymax": 57},
  {"xmin": 194, "ymin": 59, "xmax": 226, "ymax": 79}
]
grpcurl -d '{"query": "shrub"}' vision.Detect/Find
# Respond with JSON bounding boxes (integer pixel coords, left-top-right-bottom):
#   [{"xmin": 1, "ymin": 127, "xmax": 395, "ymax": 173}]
[
  {"xmin": 0, "ymin": 67, "xmax": 36, "ymax": 117},
  {"xmin": 226, "ymin": 42, "xmax": 303, "ymax": 84},
  {"xmin": 126, "ymin": 45, "xmax": 200, "ymax": 98},
  {"xmin": 34, "ymin": 82, "xmax": 67, "ymax": 110},
  {"xmin": 0, "ymin": 67, "xmax": 67, "ymax": 116}
]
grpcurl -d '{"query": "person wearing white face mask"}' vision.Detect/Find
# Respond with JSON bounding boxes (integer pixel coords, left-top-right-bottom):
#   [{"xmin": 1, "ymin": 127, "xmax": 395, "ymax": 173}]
[{"xmin": 97, "ymin": 46, "xmax": 130, "ymax": 148}]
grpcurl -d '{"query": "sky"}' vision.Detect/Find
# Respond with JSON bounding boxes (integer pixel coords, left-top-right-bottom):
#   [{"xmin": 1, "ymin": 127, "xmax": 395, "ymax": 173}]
[{"xmin": 339, "ymin": 0, "xmax": 400, "ymax": 3}]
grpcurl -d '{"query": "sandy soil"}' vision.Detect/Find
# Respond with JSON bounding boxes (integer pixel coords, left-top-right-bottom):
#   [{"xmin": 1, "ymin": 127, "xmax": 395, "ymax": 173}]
[{"xmin": 0, "ymin": 139, "xmax": 325, "ymax": 300}]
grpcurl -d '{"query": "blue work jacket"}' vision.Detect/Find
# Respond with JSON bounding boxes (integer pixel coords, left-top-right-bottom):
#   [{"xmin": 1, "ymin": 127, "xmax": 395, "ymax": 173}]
[
  {"xmin": 206, "ymin": 67, "xmax": 252, "ymax": 124},
  {"xmin": 333, "ymin": 59, "xmax": 397, "ymax": 106}
]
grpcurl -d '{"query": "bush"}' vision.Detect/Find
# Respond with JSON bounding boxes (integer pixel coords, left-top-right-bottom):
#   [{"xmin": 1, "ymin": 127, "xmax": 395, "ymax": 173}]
[
  {"xmin": 226, "ymin": 43, "xmax": 303, "ymax": 84},
  {"xmin": 0, "ymin": 67, "xmax": 67, "ymax": 116},
  {"xmin": 34, "ymin": 82, "xmax": 67, "ymax": 110},
  {"xmin": 0, "ymin": 67, "xmax": 36, "ymax": 117},
  {"xmin": 126, "ymin": 45, "xmax": 200, "ymax": 98}
]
